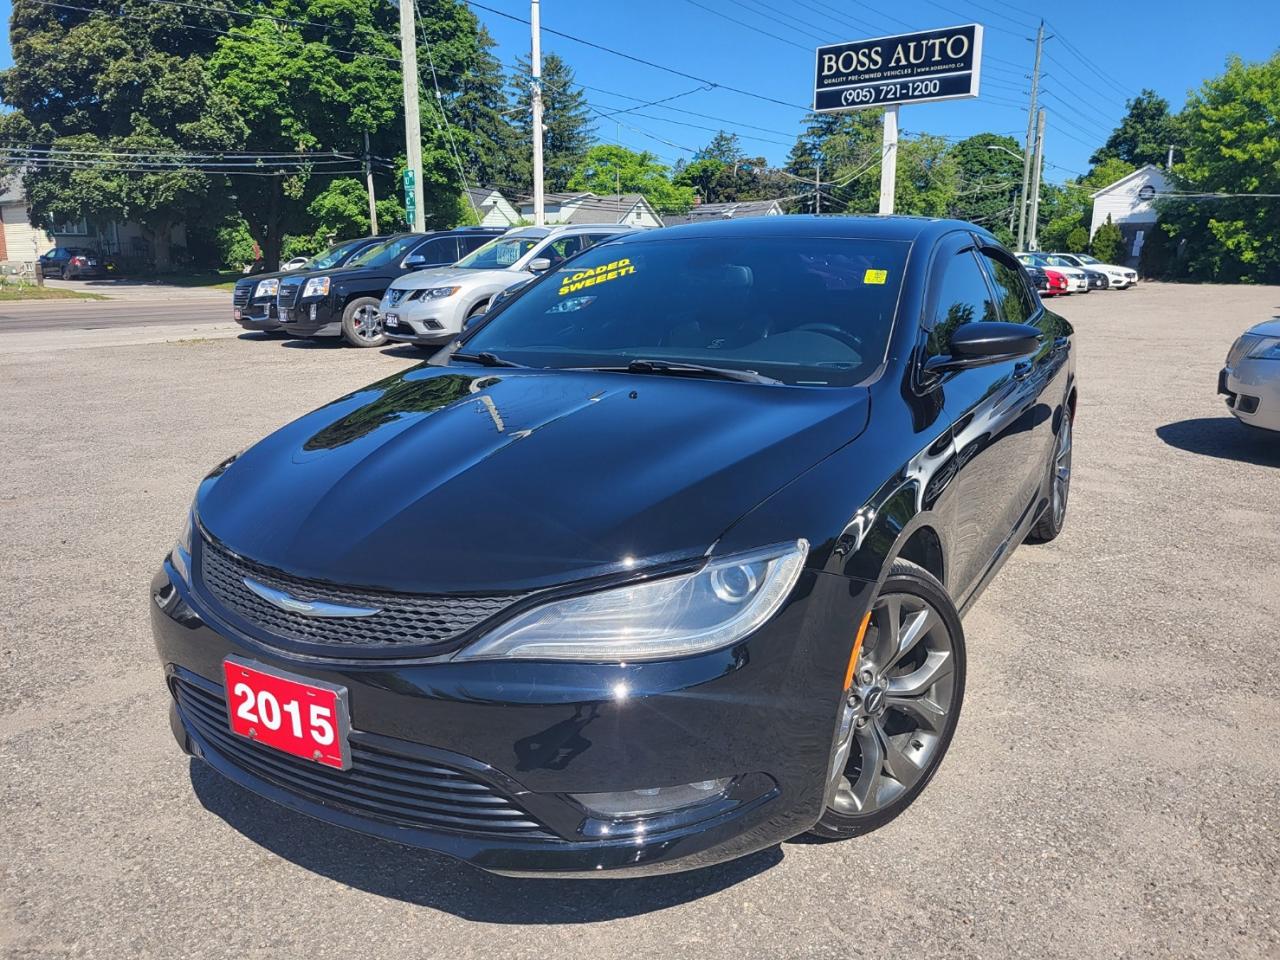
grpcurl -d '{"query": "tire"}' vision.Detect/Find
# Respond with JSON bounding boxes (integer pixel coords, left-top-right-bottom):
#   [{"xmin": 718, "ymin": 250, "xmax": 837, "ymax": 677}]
[
  {"xmin": 811, "ymin": 558, "xmax": 966, "ymax": 839},
  {"xmin": 1026, "ymin": 404, "xmax": 1073, "ymax": 543},
  {"xmin": 340, "ymin": 297, "xmax": 385, "ymax": 347},
  {"xmin": 60, "ymin": 267, "xmax": 69, "ymax": 280}
]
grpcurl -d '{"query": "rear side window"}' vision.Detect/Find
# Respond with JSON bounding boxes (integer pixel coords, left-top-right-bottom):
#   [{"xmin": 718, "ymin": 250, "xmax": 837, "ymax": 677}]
[
  {"xmin": 981, "ymin": 252, "xmax": 1037, "ymax": 323},
  {"xmin": 928, "ymin": 249, "xmax": 998, "ymax": 357},
  {"xmin": 457, "ymin": 234, "xmax": 492, "ymax": 256},
  {"xmin": 415, "ymin": 236, "xmax": 459, "ymax": 265}
]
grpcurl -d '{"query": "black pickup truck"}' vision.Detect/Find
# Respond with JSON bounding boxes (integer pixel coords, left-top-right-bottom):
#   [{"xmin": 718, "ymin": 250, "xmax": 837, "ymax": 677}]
[
  {"xmin": 231, "ymin": 235, "xmax": 390, "ymax": 334},
  {"xmin": 276, "ymin": 227, "xmax": 504, "ymax": 347}
]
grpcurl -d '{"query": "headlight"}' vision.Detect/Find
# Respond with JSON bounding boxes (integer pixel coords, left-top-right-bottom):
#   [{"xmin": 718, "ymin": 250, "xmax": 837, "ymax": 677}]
[
  {"xmin": 454, "ymin": 540, "xmax": 809, "ymax": 662},
  {"xmin": 302, "ymin": 276, "xmax": 331, "ymax": 298},
  {"xmin": 254, "ymin": 278, "xmax": 279, "ymax": 298},
  {"xmin": 1247, "ymin": 336, "xmax": 1280, "ymax": 360},
  {"xmin": 169, "ymin": 507, "xmax": 194, "ymax": 583},
  {"xmin": 422, "ymin": 286, "xmax": 461, "ymax": 300}
]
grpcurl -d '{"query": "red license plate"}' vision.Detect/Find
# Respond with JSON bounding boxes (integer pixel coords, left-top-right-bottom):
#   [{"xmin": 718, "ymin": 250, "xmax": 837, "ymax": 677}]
[{"xmin": 222, "ymin": 657, "xmax": 350, "ymax": 769}]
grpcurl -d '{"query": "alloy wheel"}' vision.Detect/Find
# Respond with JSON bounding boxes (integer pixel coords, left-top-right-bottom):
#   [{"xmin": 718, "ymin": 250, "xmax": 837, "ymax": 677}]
[
  {"xmin": 1052, "ymin": 414, "xmax": 1072, "ymax": 528},
  {"xmin": 352, "ymin": 304, "xmax": 383, "ymax": 343},
  {"xmin": 826, "ymin": 591, "xmax": 958, "ymax": 817}
]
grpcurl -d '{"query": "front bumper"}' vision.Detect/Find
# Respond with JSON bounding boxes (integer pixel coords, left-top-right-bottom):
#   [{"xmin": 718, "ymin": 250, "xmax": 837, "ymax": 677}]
[
  {"xmin": 151, "ymin": 557, "xmax": 870, "ymax": 876},
  {"xmin": 1220, "ymin": 362, "xmax": 1280, "ymax": 432},
  {"xmin": 279, "ymin": 299, "xmax": 341, "ymax": 338}
]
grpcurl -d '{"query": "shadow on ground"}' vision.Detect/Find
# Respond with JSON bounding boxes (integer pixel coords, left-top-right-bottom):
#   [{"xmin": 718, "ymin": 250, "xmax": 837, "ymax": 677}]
[
  {"xmin": 190, "ymin": 761, "xmax": 780, "ymax": 921},
  {"xmin": 1156, "ymin": 417, "xmax": 1280, "ymax": 467}
]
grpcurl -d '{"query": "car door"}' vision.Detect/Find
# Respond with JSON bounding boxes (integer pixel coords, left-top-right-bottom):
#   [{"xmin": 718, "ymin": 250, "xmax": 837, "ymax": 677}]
[
  {"xmin": 977, "ymin": 244, "xmax": 1061, "ymax": 508},
  {"xmin": 924, "ymin": 232, "xmax": 1041, "ymax": 603},
  {"xmin": 406, "ymin": 236, "xmax": 459, "ymax": 272}
]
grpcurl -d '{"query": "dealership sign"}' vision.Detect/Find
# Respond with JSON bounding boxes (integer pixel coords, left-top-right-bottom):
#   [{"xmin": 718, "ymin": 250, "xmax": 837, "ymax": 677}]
[{"xmin": 814, "ymin": 24, "xmax": 983, "ymax": 112}]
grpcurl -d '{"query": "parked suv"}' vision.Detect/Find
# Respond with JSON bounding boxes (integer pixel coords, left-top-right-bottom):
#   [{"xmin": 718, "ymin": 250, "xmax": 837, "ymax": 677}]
[
  {"xmin": 278, "ymin": 228, "xmax": 504, "ymax": 347},
  {"xmin": 39, "ymin": 246, "xmax": 105, "ymax": 279},
  {"xmin": 382, "ymin": 225, "xmax": 634, "ymax": 350},
  {"xmin": 232, "ymin": 235, "xmax": 390, "ymax": 334}
]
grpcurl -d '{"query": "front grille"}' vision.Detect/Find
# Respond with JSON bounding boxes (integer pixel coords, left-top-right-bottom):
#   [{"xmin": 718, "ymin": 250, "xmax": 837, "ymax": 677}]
[
  {"xmin": 198, "ymin": 535, "xmax": 524, "ymax": 654},
  {"xmin": 277, "ymin": 277, "xmax": 303, "ymax": 309},
  {"xmin": 174, "ymin": 674, "xmax": 555, "ymax": 838},
  {"xmin": 385, "ymin": 288, "xmax": 407, "ymax": 307},
  {"xmin": 232, "ymin": 284, "xmax": 252, "ymax": 308}
]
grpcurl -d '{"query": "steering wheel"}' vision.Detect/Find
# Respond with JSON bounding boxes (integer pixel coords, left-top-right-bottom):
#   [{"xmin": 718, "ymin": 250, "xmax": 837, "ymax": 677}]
[{"xmin": 791, "ymin": 322, "xmax": 863, "ymax": 352}]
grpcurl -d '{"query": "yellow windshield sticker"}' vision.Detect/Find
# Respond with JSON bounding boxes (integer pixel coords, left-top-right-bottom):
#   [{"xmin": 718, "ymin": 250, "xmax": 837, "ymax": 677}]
[
  {"xmin": 559, "ymin": 258, "xmax": 635, "ymax": 296},
  {"xmin": 863, "ymin": 268, "xmax": 888, "ymax": 285}
]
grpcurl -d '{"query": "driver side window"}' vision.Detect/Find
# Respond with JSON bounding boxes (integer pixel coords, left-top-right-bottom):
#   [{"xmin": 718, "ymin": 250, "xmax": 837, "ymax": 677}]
[{"xmin": 927, "ymin": 248, "xmax": 998, "ymax": 358}]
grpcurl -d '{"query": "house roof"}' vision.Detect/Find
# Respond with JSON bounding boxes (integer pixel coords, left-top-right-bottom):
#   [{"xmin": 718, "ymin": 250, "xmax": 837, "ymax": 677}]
[
  {"xmin": 517, "ymin": 191, "xmax": 659, "ymax": 224},
  {"xmin": 661, "ymin": 199, "xmax": 783, "ymax": 226},
  {"xmin": 1089, "ymin": 164, "xmax": 1169, "ymax": 199},
  {"xmin": 0, "ymin": 175, "xmax": 26, "ymax": 205}
]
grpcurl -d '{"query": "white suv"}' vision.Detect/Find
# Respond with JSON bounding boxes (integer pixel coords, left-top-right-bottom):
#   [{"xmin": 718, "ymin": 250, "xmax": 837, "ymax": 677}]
[
  {"xmin": 381, "ymin": 224, "xmax": 633, "ymax": 349},
  {"xmin": 1048, "ymin": 252, "xmax": 1137, "ymax": 290}
]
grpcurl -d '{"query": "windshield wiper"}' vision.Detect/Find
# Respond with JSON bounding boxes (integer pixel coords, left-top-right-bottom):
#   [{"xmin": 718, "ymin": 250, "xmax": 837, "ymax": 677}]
[
  {"xmin": 577, "ymin": 358, "xmax": 781, "ymax": 385},
  {"xmin": 449, "ymin": 351, "xmax": 520, "ymax": 368}
]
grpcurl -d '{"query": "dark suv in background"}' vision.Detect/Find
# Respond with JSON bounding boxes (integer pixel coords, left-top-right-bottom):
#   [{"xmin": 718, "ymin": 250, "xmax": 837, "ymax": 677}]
[
  {"xmin": 232, "ymin": 235, "xmax": 390, "ymax": 335},
  {"xmin": 278, "ymin": 227, "xmax": 504, "ymax": 347}
]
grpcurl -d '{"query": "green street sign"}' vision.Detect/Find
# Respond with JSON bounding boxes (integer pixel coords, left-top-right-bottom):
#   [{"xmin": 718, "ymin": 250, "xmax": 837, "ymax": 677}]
[{"xmin": 403, "ymin": 170, "xmax": 416, "ymax": 226}]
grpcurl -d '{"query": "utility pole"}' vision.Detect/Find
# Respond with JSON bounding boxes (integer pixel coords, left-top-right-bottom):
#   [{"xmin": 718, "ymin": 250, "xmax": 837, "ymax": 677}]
[
  {"xmin": 878, "ymin": 105, "xmax": 898, "ymax": 215},
  {"xmin": 363, "ymin": 132, "xmax": 378, "ymax": 236},
  {"xmin": 530, "ymin": 0, "xmax": 546, "ymax": 226},
  {"xmin": 1166, "ymin": 144, "xmax": 1176, "ymax": 170},
  {"xmin": 815, "ymin": 159, "xmax": 821, "ymax": 214},
  {"xmin": 1017, "ymin": 20, "xmax": 1045, "ymax": 251},
  {"xmin": 1028, "ymin": 109, "xmax": 1046, "ymax": 251},
  {"xmin": 399, "ymin": 0, "xmax": 425, "ymax": 231}
]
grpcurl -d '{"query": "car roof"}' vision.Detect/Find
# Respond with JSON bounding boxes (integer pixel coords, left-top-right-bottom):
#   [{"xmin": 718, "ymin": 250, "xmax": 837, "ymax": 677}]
[{"xmin": 607, "ymin": 215, "xmax": 994, "ymax": 246}]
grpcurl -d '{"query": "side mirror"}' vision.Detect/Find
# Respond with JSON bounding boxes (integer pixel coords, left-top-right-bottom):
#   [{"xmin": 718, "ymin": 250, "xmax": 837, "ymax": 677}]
[
  {"xmin": 527, "ymin": 257, "xmax": 552, "ymax": 273},
  {"xmin": 403, "ymin": 254, "xmax": 429, "ymax": 269},
  {"xmin": 925, "ymin": 322, "xmax": 1041, "ymax": 374}
]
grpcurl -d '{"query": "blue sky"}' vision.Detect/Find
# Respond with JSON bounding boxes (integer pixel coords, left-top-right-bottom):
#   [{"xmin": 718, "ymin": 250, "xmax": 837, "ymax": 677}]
[{"xmin": 3, "ymin": 0, "xmax": 1278, "ymax": 183}]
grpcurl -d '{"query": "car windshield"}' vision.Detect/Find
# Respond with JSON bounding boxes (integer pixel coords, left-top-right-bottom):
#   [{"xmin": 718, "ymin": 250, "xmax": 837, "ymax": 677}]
[
  {"xmin": 345, "ymin": 235, "xmax": 421, "ymax": 268},
  {"xmin": 1076, "ymin": 254, "xmax": 1100, "ymax": 264},
  {"xmin": 461, "ymin": 235, "xmax": 910, "ymax": 387},
  {"xmin": 456, "ymin": 235, "xmax": 542, "ymax": 270},
  {"xmin": 1043, "ymin": 255, "xmax": 1072, "ymax": 267},
  {"xmin": 308, "ymin": 238, "xmax": 370, "ymax": 270}
]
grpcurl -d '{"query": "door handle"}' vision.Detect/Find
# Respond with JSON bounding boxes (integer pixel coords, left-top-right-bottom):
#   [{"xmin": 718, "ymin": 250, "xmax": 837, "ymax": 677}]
[{"xmin": 1013, "ymin": 361, "xmax": 1033, "ymax": 381}]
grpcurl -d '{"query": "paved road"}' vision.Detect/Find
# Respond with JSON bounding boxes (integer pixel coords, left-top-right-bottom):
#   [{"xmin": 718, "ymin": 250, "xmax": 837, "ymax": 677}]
[
  {"xmin": 0, "ymin": 292, "xmax": 226, "ymax": 333},
  {"xmin": 2, "ymin": 284, "xmax": 1278, "ymax": 960}
]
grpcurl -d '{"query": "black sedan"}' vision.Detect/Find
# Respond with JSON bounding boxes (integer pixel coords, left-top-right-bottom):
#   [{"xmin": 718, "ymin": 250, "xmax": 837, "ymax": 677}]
[
  {"xmin": 152, "ymin": 216, "xmax": 1076, "ymax": 876},
  {"xmin": 39, "ymin": 246, "xmax": 105, "ymax": 279}
]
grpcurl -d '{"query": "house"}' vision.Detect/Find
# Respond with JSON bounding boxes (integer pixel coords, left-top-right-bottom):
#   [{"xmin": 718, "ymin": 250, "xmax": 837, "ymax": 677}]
[
  {"xmin": 517, "ymin": 192, "xmax": 664, "ymax": 228},
  {"xmin": 661, "ymin": 199, "xmax": 784, "ymax": 227},
  {"xmin": 1089, "ymin": 164, "xmax": 1172, "ymax": 267},
  {"xmin": 463, "ymin": 187, "xmax": 520, "ymax": 228},
  {"xmin": 0, "ymin": 174, "xmax": 185, "ymax": 266}
]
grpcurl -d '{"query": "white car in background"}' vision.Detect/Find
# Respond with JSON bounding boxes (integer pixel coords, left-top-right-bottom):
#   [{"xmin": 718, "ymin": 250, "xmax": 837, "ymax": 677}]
[
  {"xmin": 1219, "ymin": 319, "xmax": 1280, "ymax": 433},
  {"xmin": 1017, "ymin": 252, "xmax": 1090, "ymax": 293},
  {"xmin": 1049, "ymin": 252, "xmax": 1137, "ymax": 289}
]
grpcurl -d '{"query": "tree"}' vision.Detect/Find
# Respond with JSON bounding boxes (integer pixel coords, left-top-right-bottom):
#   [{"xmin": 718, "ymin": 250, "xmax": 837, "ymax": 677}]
[
  {"xmin": 785, "ymin": 110, "xmax": 883, "ymax": 213},
  {"xmin": 894, "ymin": 134, "xmax": 958, "ymax": 218},
  {"xmin": 948, "ymin": 133, "xmax": 1023, "ymax": 245},
  {"xmin": 566, "ymin": 144, "xmax": 694, "ymax": 214},
  {"xmin": 511, "ymin": 52, "xmax": 593, "ymax": 193},
  {"xmin": 1163, "ymin": 53, "xmax": 1280, "ymax": 283},
  {"xmin": 1091, "ymin": 89, "xmax": 1180, "ymax": 169},
  {"xmin": 0, "ymin": 0, "xmax": 242, "ymax": 267},
  {"xmin": 452, "ymin": 26, "xmax": 524, "ymax": 197},
  {"xmin": 1091, "ymin": 215, "xmax": 1124, "ymax": 263},
  {"xmin": 696, "ymin": 131, "xmax": 746, "ymax": 165}
]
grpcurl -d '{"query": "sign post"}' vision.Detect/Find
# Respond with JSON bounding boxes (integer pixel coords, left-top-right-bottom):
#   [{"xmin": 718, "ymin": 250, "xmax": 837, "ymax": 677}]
[
  {"xmin": 402, "ymin": 169, "xmax": 417, "ymax": 231},
  {"xmin": 813, "ymin": 24, "xmax": 984, "ymax": 215}
]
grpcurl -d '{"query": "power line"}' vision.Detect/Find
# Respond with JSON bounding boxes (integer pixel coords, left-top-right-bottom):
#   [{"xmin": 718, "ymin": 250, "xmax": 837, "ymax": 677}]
[
  {"xmin": 414, "ymin": 0, "xmax": 480, "ymax": 221},
  {"xmin": 465, "ymin": 1, "xmax": 810, "ymax": 112},
  {"xmin": 680, "ymin": 0, "xmax": 812, "ymax": 51}
]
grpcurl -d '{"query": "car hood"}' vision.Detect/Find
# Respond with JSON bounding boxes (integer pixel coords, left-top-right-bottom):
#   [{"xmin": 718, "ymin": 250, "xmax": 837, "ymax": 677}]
[
  {"xmin": 197, "ymin": 366, "xmax": 870, "ymax": 593},
  {"xmin": 393, "ymin": 266, "xmax": 522, "ymax": 291},
  {"xmin": 1246, "ymin": 318, "xmax": 1280, "ymax": 338}
]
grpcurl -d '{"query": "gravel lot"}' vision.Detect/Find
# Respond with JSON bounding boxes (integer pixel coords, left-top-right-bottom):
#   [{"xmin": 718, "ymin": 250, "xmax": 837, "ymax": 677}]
[{"xmin": 2, "ymin": 286, "xmax": 1278, "ymax": 959}]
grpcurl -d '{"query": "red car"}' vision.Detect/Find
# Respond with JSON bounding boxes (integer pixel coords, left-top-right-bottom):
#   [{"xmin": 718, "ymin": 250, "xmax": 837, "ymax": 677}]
[{"xmin": 1042, "ymin": 269, "xmax": 1069, "ymax": 296}]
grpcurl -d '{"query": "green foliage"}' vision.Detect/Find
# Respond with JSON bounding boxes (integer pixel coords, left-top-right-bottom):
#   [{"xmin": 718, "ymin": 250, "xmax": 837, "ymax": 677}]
[
  {"xmin": 947, "ymin": 133, "xmax": 1023, "ymax": 244},
  {"xmin": 567, "ymin": 144, "xmax": 695, "ymax": 214},
  {"xmin": 1091, "ymin": 90, "xmax": 1180, "ymax": 169},
  {"xmin": 453, "ymin": 26, "xmax": 524, "ymax": 196},
  {"xmin": 511, "ymin": 52, "xmax": 593, "ymax": 192},
  {"xmin": 785, "ymin": 110, "xmax": 882, "ymax": 213},
  {"xmin": 1091, "ymin": 216, "xmax": 1125, "ymax": 263},
  {"xmin": 1167, "ymin": 53, "xmax": 1280, "ymax": 283}
]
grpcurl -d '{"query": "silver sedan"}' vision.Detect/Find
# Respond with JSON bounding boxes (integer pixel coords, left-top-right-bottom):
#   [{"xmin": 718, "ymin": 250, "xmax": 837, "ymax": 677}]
[{"xmin": 1220, "ymin": 318, "xmax": 1280, "ymax": 432}]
